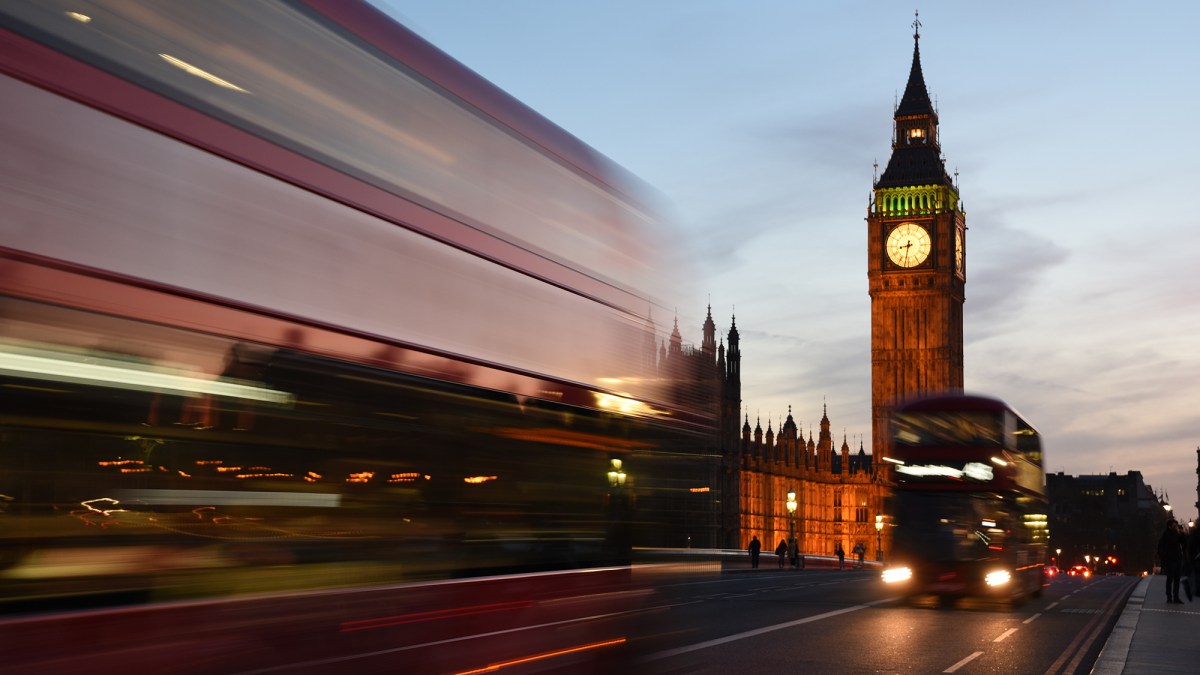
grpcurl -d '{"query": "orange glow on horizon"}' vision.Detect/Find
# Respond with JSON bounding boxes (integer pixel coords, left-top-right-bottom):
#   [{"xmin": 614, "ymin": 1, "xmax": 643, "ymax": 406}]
[{"xmin": 98, "ymin": 459, "xmax": 143, "ymax": 467}]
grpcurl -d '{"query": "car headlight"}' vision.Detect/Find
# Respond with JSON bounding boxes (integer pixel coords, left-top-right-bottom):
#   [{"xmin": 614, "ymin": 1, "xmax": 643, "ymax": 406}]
[
  {"xmin": 882, "ymin": 566, "xmax": 913, "ymax": 583},
  {"xmin": 985, "ymin": 570, "xmax": 1011, "ymax": 586}
]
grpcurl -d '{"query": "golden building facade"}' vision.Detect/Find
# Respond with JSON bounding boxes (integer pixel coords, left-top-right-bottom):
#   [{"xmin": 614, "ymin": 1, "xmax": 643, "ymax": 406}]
[{"xmin": 736, "ymin": 407, "xmax": 886, "ymax": 561}]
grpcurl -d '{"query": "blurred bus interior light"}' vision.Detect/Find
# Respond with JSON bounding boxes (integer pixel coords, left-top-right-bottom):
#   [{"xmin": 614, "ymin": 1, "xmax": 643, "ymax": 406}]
[
  {"xmin": 158, "ymin": 54, "xmax": 249, "ymax": 93},
  {"xmin": 0, "ymin": 344, "xmax": 293, "ymax": 405}
]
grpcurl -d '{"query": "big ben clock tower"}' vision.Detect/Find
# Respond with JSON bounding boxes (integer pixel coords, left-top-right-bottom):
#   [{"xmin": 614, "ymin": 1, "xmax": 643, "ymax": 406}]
[{"xmin": 869, "ymin": 16, "xmax": 965, "ymax": 457}]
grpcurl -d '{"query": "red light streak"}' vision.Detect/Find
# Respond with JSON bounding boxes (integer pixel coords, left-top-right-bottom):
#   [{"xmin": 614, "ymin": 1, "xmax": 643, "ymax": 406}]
[
  {"xmin": 339, "ymin": 600, "xmax": 535, "ymax": 633},
  {"xmin": 452, "ymin": 637, "xmax": 626, "ymax": 674}
]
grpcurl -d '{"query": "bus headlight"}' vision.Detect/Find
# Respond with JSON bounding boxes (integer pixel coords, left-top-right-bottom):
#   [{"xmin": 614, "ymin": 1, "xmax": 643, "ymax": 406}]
[
  {"xmin": 985, "ymin": 570, "xmax": 1011, "ymax": 587},
  {"xmin": 882, "ymin": 566, "xmax": 913, "ymax": 584}
]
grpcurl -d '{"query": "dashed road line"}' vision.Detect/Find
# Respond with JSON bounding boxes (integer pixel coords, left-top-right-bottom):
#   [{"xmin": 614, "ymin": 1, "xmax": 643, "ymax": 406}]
[
  {"xmin": 943, "ymin": 651, "xmax": 983, "ymax": 673},
  {"xmin": 642, "ymin": 598, "xmax": 891, "ymax": 662},
  {"xmin": 994, "ymin": 628, "xmax": 1018, "ymax": 642}
]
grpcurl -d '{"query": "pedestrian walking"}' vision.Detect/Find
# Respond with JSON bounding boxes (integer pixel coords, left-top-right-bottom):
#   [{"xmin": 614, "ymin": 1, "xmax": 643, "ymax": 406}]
[
  {"xmin": 1157, "ymin": 519, "xmax": 1185, "ymax": 603},
  {"xmin": 775, "ymin": 539, "xmax": 788, "ymax": 568},
  {"xmin": 853, "ymin": 542, "xmax": 866, "ymax": 569},
  {"xmin": 748, "ymin": 535, "xmax": 761, "ymax": 568},
  {"xmin": 836, "ymin": 543, "xmax": 845, "ymax": 570}
]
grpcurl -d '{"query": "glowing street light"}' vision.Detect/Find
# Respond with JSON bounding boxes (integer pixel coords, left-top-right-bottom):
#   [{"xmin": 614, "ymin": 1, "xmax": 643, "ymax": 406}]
[
  {"xmin": 875, "ymin": 514, "xmax": 884, "ymax": 561},
  {"xmin": 786, "ymin": 489, "xmax": 797, "ymax": 568},
  {"xmin": 607, "ymin": 458, "xmax": 626, "ymax": 487}
]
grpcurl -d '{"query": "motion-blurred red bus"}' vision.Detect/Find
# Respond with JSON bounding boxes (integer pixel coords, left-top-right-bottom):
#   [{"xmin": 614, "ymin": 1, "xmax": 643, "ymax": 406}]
[
  {"xmin": 880, "ymin": 394, "xmax": 1048, "ymax": 604},
  {"xmin": 0, "ymin": 1, "xmax": 714, "ymax": 670}
]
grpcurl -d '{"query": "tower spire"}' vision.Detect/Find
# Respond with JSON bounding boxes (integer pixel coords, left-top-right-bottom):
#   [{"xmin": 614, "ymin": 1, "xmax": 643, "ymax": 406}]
[{"xmin": 877, "ymin": 13, "xmax": 952, "ymax": 190}]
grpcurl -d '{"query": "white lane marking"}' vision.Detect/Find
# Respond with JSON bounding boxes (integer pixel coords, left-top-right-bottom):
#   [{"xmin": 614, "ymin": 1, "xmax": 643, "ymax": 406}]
[
  {"xmin": 1046, "ymin": 601, "xmax": 1059, "ymax": 609},
  {"xmin": 943, "ymin": 651, "xmax": 984, "ymax": 673},
  {"xmin": 994, "ymin": 628, "xmax": 1018, "ymax": 642},
  {"xmin": 642, "ymin": 598, "xmax": 892, "ymax": 661},
  {"xmin": 1023, "ymin": 612, "xmax": 1042, "ymax": 624}
]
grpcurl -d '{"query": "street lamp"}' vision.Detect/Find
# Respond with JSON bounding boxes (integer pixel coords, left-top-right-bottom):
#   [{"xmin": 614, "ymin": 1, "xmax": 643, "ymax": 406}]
[
  {"xmin": 607, "ymin": 458, "xmax": 626, "ymax": 487},
  {"xmin": 875, "ymin": 514, "xmax": 884, "ymax": 561},
  {"xmin": 606, "ymin": 458, "xmax": 631, "ymax": 561},
  {"xmin": 1055, "ymin": 548, "xmax": 1062, "ymax": 565},
  {"xmin": 786, "ymin": 489, "xmax": 797, "ymax": 567}
]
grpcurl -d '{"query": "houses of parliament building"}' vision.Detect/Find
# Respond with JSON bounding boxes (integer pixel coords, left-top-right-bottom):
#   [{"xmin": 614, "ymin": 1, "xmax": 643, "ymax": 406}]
[{"xmin": 656, "ymin": 306, "xmax": 886, "ymax": 560}]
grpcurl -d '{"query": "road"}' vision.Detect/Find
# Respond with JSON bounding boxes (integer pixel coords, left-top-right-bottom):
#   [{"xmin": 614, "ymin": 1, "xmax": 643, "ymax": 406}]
[{"xmin": 626, "ymin": 566, "xmax": 1137, "ymax": 674}]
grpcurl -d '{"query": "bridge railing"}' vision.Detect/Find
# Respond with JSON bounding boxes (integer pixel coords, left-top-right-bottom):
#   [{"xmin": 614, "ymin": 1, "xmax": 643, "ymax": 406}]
[{"xmin": 632, "ymin": 547, "xmax": 884, "ymax": 572}]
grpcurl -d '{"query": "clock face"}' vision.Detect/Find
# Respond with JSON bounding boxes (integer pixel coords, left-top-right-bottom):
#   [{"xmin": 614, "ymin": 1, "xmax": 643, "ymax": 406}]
[
  {"xmin": 886, "ymin": 222, "xmax": 931, "ymax": 268},
  {"xmin": 955, "ymin": 228, "xmax": 964, "ymax": 273}
]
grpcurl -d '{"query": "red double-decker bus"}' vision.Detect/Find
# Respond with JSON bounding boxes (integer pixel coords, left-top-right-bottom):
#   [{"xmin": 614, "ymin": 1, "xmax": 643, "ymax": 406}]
[
  {"xmin": 880, "ymin": 394, "xmax": 1048, "ymax": 604},
  {"xmin": 0, "ymin": 1, "xmax": 713, "ymax": 670}
]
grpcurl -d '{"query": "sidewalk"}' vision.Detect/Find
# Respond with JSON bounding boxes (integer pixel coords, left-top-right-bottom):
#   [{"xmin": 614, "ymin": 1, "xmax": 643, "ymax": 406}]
[{"xmin": 1092, "ymin": 574, "xmax": 1200, "ymax": 674}]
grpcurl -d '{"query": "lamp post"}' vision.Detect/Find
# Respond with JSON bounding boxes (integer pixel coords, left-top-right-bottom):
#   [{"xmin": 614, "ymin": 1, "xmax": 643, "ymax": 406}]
[
  {"xmin": 607, "ymin": 458, "xmax": 626, "ymax": 488},
  {"xmin": 875, "ymin": 514, "xmax": 884, "ymax": 561},
  {"xmin": 606, "ymin": 459, "xmax": 630, "ymax": 561},
  {"xmin": 786, "ymin": 489, "xmax": 797, "ymax": 568}
]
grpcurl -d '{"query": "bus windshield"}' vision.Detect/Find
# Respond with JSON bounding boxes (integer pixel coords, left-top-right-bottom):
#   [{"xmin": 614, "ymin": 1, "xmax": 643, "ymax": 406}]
[
  {"xmin": 892, "ymin": 492, "xmax": 1011, "ymax": 562},
  {"xmin": 891, "ymin": 411, "xmax": 1004, "ymax": 448}
]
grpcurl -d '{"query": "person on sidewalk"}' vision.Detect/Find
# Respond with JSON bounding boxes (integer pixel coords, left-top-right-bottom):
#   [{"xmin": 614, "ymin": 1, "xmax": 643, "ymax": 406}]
[
  {"xmin": 748, "ymin": 535, "xmax": 761, "ymax": 568},
  {"xmin": 789, "ymin": 537, "xmax": 802, "ymax": 569},
  {"xmin": 775, "ymin": 539, "xmax": 788, "ymax": 568},
  {"xmin": 836, "ymin": 543, "xmax": 846, "ymax": 570},
  {"xmin": 1156, "ymin": 519, "xmax": 1185, "ymax": 603}
]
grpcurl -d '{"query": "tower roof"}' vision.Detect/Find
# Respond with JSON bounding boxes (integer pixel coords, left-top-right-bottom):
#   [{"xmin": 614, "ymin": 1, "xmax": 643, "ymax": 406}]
[
  {"xmin": 895, "ymin": 23, "xmax": 934, "ymax": 117},
  {"xmin": 876, "ymin": 14, "xmax": 954, "ymax": 190}
]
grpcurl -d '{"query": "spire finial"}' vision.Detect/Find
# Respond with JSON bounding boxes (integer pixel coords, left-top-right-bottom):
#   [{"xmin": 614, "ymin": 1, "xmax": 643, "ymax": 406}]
[{"xmin": 912, "ymin": 9, "xmax": 921, "ymax": 40}]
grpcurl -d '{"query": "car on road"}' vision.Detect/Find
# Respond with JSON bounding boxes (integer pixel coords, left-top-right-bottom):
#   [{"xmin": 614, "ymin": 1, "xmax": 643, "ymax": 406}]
[
  {"xmin": 1045, "ymin": 565, "xmax": 1060, "ymax": 577},
  {"xmin": 1067, "ymin": 564, "xmax": 1091, "ymax": 578}
]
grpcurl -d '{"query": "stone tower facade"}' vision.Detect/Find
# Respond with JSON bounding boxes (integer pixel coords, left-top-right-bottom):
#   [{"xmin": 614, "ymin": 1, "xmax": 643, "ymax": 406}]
[{"xmin": 868, "ymin": 20, "xmax": 966, "ymax": 459}]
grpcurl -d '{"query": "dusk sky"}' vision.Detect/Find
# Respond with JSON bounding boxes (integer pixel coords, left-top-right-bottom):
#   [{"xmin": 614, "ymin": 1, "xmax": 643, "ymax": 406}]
[{"xmin": 381, "ymin": 2, "xmax": 1200, "ymax": 519}]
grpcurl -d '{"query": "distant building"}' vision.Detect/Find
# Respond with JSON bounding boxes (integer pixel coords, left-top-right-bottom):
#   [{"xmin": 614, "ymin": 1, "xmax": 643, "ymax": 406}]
[{"xmin": 1046, "ymin": 471, "xmax": 1167, "ymax": 575}]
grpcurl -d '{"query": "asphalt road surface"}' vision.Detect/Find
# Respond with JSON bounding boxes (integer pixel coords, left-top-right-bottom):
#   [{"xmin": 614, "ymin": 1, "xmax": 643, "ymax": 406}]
[{"xmin": 626, "ymin": 567, "xmax": 1137, "ymax": 674}]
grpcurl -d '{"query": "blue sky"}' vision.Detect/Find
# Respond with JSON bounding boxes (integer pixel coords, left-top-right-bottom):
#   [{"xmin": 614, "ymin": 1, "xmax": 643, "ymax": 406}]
[{"xmin": 380, "ymin": 1, "xmax": 1200, "ymax": 518}]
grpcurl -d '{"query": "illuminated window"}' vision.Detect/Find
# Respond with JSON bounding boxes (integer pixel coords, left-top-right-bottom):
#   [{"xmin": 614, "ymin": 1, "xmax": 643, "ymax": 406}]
[{"xmin": 909, "ymin": 128, "xmax": 925, "ymax": 139}]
